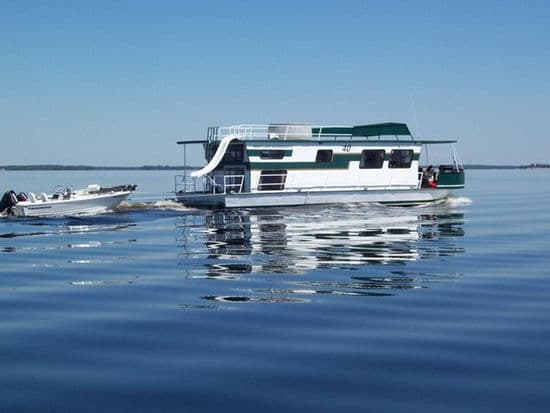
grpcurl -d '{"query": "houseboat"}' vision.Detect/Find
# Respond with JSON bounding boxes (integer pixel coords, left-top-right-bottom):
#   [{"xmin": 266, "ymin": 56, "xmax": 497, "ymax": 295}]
[{"xmin": 175, "ymin": 122, "xmax": 464, "ymax": 208}]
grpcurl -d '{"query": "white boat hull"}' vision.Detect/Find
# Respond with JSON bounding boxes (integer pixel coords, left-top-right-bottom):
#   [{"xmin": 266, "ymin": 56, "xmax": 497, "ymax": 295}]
[
  {"xmin": 176, "ymin": 188, "xmax": 449, "ymax": 208},
  {"xmin": 13, "ymin": 191, "xmax": 132, "ymax": 217}
]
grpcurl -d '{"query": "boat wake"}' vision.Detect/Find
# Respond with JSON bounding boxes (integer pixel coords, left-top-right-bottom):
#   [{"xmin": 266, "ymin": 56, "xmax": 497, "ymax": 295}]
[
  {"xmin": 445, "ymin": 196, "xmax": 473, "ymax": 207},
  {"xmin": 117, "ymin": 199, "xmax": 194, "ymax": 212},
  {"xmin": 1, "ymin": 199, "xmax": 192, "ymax": 219}
]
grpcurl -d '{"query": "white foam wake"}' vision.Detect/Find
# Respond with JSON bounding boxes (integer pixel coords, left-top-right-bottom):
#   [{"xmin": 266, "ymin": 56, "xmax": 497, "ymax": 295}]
[
  {"xmin": 445, "ymin": 196, "xmax": 473, "ymax": 207},
  {"xmin": 118, "ymin": 199, "xmax": 194, "ymax": 211}
]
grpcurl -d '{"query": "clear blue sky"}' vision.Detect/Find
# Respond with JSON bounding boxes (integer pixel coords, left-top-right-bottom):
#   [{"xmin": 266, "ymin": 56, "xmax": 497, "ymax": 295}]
[{"xmin": 1, "ymin": 0, "xmax": 549, "ymax": 166}]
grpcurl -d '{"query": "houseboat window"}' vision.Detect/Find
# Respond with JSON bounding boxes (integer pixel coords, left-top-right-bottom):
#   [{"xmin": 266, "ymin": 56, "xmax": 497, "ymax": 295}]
[
  {"xmin": 360, "ymin": 150, "xmax": 385, "ymax": 169},
  {"xmin": 258, "ymin": 170, "xmax": 287, "ymax": 191},
  {"xmin": 389, "ymin": 150, "xmax": 413, "ymax": 168},
  {"xmin": 316, "ymin": 150, "xmax": 333, "ymax": 163},
  {"xmin": 260, "ymin": 150, "xmax": 285, "ymax": 159}
]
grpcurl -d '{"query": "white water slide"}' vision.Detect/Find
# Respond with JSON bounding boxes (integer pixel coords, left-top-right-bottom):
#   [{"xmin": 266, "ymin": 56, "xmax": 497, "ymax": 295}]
[{"xmin": 191, "ymin": 134, "xmax": 239, "ymax": 178}]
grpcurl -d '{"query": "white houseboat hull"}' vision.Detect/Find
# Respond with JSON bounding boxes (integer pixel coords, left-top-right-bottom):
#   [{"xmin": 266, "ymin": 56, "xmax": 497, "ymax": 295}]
[{"xmin": 177, "ymin": 188, "xmax": 449, "ymax": 208}]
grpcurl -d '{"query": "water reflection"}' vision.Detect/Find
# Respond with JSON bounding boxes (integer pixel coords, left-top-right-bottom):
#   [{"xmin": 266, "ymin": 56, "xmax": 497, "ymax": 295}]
[
  {"xmin": 0, "ymin": 215, "xmax": 136, "ymax": 254},
  {"xmin": 176, "ymin": 204, "xmax": 466, "ymax": 282}
]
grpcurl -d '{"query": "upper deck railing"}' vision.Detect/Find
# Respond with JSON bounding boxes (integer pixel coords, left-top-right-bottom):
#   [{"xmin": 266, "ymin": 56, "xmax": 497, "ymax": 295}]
[{"xmin": 206, "ymin": 123, "xmax": 418, "ymax": 143}]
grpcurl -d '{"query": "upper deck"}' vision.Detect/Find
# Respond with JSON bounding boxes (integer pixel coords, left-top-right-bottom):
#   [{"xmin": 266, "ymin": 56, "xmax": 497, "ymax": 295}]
[{"xmin": 177, "ymin": 122, "xmax": 457, "ymax": 145}]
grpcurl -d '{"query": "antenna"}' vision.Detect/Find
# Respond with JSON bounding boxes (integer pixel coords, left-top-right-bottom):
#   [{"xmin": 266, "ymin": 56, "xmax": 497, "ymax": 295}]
[{"xmin": 408, "ymin": 89, "xmax": 421, "ymax": 139}]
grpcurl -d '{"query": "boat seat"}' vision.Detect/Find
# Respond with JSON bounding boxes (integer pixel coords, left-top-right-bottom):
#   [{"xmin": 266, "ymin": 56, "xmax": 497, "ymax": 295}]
[
  {"xmin": 40, "ymin": 193, "xmax": 48, "ymax": 202},
  {"xmin": 87, "ymin": 184, "xmax": 101, "ymax": 192},
  {"xmin": 28, "ymin": 192, "xmax": 37, "ymax": 203}
]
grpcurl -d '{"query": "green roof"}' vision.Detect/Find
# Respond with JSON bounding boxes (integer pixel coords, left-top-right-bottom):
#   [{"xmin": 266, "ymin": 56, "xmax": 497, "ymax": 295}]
[
  {"xmin": 352, "ymin": 122, "xmax": 411, "ymax": 137},
  {"xmin": 312, "ymin": 122, "xmax": 412, "ymax": 138},
  {"xmin": 311, "ymin": 126, "xmax": 353, "ymax": 135}
]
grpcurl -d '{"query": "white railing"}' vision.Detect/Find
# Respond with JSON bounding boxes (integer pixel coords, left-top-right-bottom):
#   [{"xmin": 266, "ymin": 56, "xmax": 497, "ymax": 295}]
[
  {"xmin": 216, "ymin": 124, "xmax": 271, "ymax": 141},
  {"xmin": 175, "ymin": 174, "xmax": 199, "ymax": 193},
  {"xmin": 223, "ymin": 175, "xmax": 245, "ymax": 194},
  {"xmin": 208, "ymin": 124, "xmax": 353, "ymax": 142},
  {"xmin": 175, "ymin": 174, "xmax": 245, "ymax": 195}
]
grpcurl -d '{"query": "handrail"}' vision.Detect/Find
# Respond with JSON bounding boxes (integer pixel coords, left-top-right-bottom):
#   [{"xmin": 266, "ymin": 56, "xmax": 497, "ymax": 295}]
[
  {"xmin": 223, "ymin": 175, "xmax": 244, "ymax": 194},
  {"xmin": 215, "ymin": 124, "xmax": 352, "ymax": 142},
  {"xmin": 176, "ymin": 174, "xmax": 245, "ymax": 195}
]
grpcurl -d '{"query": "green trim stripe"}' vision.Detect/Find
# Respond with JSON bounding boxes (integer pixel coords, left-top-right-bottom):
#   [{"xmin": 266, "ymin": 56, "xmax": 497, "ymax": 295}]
[
  {"xmin": 311, "ymin": 126, "xmax": 353, "ymax": 136},
  {"xmin": 251, "ymin": 153, "xmax": 359, "ymax": 170},
  {"xmin": 352, "ymin": 123, "xmax": 411, "ymax": 137},
  {"xmin": 247, "ymin": 149, "xmax": 293, "ymax": 157},
  {"xmin": 250, "ymin": 152, "xmax": 419, "ymax": 170}
]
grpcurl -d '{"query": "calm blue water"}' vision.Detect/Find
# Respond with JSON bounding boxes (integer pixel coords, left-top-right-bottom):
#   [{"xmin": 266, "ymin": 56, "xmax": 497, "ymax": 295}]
[{"xmin": 1, "ymin": 169, "xmax": 549, "ymax": 412}]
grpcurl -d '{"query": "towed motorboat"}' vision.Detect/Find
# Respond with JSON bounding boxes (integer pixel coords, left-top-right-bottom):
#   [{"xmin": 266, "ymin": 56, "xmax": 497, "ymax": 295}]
[{"xmin": 0, "ymin": 184, "xmax": 136, "ymax": 217}]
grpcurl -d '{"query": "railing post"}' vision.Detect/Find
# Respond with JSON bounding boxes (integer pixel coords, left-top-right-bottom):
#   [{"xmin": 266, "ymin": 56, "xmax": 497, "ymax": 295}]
[{"xmin": 183, "ymin": 144, "xmax": 187, "ymax": 185}]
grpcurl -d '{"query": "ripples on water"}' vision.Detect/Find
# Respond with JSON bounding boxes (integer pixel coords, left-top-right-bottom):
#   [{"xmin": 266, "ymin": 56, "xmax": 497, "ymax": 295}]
[{"xmin": 2, "ymin": 181, "xmax": 550, "ymax": 412}]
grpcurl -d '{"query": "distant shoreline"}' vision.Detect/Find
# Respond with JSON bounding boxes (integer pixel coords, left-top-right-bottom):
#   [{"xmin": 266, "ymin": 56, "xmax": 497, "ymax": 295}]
[
  {"xmin": 465, "ymin": 164, "xmax": 550, "ymax": 170},
  {"xmin": 1, "ymin": 164, "xmax": 548, "ymax": 171},
  {"xmin": 0, "ymin": 165, "xmax": 191, "ymax": 171}
]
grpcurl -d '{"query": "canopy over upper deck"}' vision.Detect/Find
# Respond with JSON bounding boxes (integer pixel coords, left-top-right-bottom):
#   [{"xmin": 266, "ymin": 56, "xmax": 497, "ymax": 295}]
[{"xmin": 312, "ymin": 122, "xmax": 412, "ymax": 138}]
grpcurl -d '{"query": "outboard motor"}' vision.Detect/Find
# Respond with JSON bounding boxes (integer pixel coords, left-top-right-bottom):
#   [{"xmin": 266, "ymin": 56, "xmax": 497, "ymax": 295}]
[{"xmin": 0, "ymin": 190, "xmax": 18, "ymax": 214}]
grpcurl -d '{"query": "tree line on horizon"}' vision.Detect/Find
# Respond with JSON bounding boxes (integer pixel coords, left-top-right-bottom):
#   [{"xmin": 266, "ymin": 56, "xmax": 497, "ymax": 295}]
[{"xmin": 0, "ymin": 165, "xmax": 190, "ymax": 171}]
